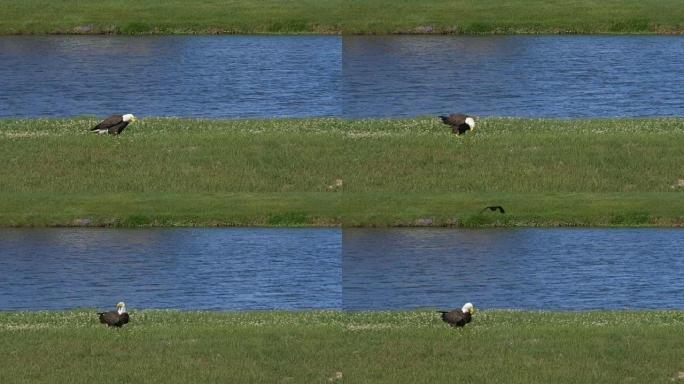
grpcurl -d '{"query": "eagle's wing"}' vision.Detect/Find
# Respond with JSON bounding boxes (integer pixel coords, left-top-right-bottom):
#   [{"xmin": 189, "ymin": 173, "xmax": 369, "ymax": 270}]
[
  {"xmin": 443, "ymin": 310, "xmax": 465, "ymax": 324},
  {"xmin": 445, "ymin": 114, "xmax": 467, "ymax": 126},
  {"xmin": 91, "ymin": 115, "xmax": 123, "ymax": 131},
  {"xmin": 98, "ymin": 311, "xmax": 121, "ymax": 326},
  {"xmin": 438, "ymin": 309, "xmax": 466, "ymax": 326}
]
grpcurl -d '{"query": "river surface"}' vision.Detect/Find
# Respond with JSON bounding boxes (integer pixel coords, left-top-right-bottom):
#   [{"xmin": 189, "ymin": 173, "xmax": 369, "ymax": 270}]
[
  {"xmin": 1, "ymin": 228, "xmax": 683, "ymax": 311},
  {"xmin": 342, "ymin": 36, "xmax": 684, "ymax": 118},
  {"xmin": 1, "ymin": 35, "xmax": 683, "ymax": 118},
  {"xmin": 0, "ymin": 228, "xmax": 341, "ymax": 310},
  {"xmin": 342, "ymin": 228, "xmax": 684, "ymax": 310},
  {"xmin": 0, "ymin": 36, "xmax": 341, "ymax": 118}
]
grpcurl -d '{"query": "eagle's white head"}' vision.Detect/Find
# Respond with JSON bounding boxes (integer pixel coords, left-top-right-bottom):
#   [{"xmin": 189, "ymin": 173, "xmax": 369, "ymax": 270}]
[
  {"xmin": 465, "ymin": 117, "xmax": 475, "ymax": 130},
  {"xmin": 122, "ymin": 114, "xmax": 137, "ymax": 123},
  {"xmin": 462, "ymin": 302, "xmax": 475, "ymax": 314},
  {"xmin": 116, "ymin": 302, "xmax": 127, "ymax": 314}
]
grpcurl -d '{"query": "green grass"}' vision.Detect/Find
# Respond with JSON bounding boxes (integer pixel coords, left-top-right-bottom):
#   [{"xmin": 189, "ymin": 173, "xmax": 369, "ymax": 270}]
[
  {"xmin": 1, "ymin": 310, "xmax": 683, "ymax": 383},
  {"xmin": 0, "ymin": 0, "xmax": 683, "ymax": 35},
  {"xmin": 342, "ymin": 0, "xmax": 684, "ymax": 35},
  {"xmin": 1, "ymin": 117, "xmax": 683, "ymax": 227}
]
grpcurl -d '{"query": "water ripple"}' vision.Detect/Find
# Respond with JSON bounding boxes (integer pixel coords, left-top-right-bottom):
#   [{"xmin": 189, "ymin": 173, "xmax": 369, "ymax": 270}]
[
  {"xmin": 341, "ymin": 228, "xmax": 684, "ymax": 310},
  {"xmin": 0, "ymin": 228, "xmax": 342, "ymax": 310}
]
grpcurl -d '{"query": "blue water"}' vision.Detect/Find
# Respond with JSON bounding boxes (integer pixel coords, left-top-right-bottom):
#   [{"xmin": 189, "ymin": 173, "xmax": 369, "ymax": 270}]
[
  {"xmin": 0, "ymin": 36, "xmax": 341, "ymax": 118},
  {"xmin": 342, "ymin": 36, "xmax": 684, "ymax": 118},
  {"xmin": 1, "ymin": 36, "xmax": 683, "ymax": 118},
  {"xmin": 342, "ymin": 228, "xmax": 684, "ymax": 310},
  {"xmin": 1, "ymin": 228, "xmax": 683, "ymax": 311},
  {"xmin": 0, "ymin": 228, "xmax": 341, "ymax": 310}
]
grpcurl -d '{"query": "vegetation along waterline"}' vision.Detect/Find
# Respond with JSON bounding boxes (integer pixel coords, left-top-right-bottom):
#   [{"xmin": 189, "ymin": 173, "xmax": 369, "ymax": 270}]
[
  {"xmin": 1, "ymin": 117, "xmax": 683, "ymax": 227},
  {"xmin": 1, "ymin": 310, "xmax": 683, "ymax": 383},
  {"xmin": 0, "ymin": 0, "xmax": 683, "ymax": 35}
]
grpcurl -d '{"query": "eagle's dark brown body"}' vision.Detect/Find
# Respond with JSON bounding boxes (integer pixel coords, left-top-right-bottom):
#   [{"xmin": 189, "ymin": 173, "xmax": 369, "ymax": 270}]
[
  {"xmin": 438, "ymin": 309, "xmax": 472, "ymax": 327},
  {"xmin": 438, "ymin": 113, "xmax": 475, "ymax": 135},
  {"xmin": 98, "ymin": 311, "xmax": 130, "ymax": 327},
  {"xmin": 90, "ymin": 115, "xmax": 130, "ymax": 135}
]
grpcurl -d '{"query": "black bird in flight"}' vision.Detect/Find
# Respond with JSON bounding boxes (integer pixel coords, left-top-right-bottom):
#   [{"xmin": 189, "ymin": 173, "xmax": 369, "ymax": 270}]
[{"xmin": 480, "ymin": 205, "xmax": 505, "ymax": 214}]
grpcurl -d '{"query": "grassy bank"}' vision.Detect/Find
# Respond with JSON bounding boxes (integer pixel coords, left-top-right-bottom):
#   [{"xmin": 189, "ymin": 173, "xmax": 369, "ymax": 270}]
[
  {"xmin": 0, "ymin": 0, "xmax": 683, "ymax": 35},
  {"xmin": 1, "ymin": 117, "xmax": 683, "ymax": 227},
  {"xmin": 1, "ymin": 310, "xmax": 683, "ymax": 383}
]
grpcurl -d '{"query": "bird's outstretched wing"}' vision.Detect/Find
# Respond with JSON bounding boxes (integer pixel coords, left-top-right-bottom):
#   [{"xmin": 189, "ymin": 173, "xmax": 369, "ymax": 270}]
[{"xmin": 480, "ymin": 205, "xmax": 506, "ymax": 214}]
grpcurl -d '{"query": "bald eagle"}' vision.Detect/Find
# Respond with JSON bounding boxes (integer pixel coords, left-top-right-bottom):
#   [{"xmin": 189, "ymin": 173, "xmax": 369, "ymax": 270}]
[
  {"xmin": 437, "ymin": 302, "xmax": 475, "ymax": 327},
  {"xmin": 98, "ymin": 302, "xmax": 130, "ymax": 327},
  {"xmin": 438, "ymin": 114, "xmax": 476, "ymax": 135},
  {"xmin": 90, "ymin": 114, "xmax": 137, "ymax": 135}
]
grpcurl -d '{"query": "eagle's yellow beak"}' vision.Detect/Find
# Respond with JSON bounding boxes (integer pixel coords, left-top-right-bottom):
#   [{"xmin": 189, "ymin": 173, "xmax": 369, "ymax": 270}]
[
  {"xmin": 131, "ymin": 117, "xmax": 138, "ymax": 123},
  {"xmin": 470, "ymin": 307, "xmax": 476, "ymax": 314}
]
